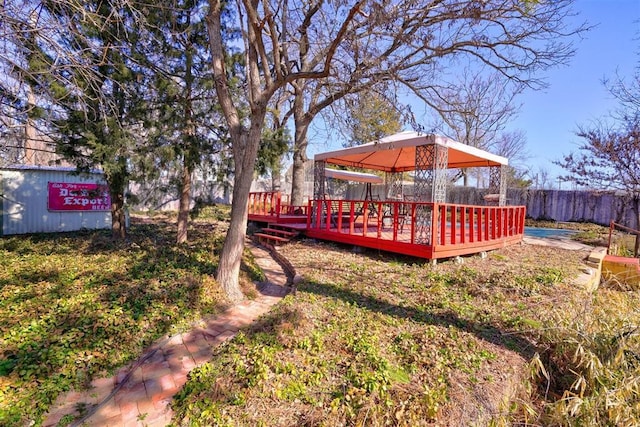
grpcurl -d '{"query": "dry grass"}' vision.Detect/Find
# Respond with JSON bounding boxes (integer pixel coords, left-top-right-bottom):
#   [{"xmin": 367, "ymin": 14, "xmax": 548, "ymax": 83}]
[{"xmin": 172, "ymin": 237, "xmax": 600, "ymax": 426}]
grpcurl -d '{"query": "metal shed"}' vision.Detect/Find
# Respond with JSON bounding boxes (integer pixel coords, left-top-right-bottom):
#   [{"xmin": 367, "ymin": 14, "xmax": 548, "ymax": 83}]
[{"xmin": 0, "ymin": 165, "xmax": 111, "ymax": 235}]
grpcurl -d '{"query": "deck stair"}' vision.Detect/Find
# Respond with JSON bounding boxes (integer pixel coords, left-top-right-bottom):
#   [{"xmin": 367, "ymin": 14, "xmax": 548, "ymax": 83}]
[{"xmin": 253, "ymin": 225, "xmax": 300, "ymax": 246}]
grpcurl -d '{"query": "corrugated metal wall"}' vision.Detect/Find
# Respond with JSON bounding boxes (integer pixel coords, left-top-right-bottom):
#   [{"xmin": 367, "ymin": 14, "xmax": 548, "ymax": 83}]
[{"xmin": 1, "ymin": 167, "xmax": 111, "ymax": 235}]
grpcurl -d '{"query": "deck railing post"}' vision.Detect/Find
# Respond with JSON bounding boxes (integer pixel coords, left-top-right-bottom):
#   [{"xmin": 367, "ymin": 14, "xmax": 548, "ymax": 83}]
[
  {"xmin": 460, "ymin": 206, "xmax": 466, "ymax": 244},
  {"xmin": 377, "ymin": 201, "xmax": 383, "ymax": 238},
  {"xmin": 440, "ymin": 205, "xmax": 447, "ymax": 246},
  {"xmin": 392, "ymin": 202, "xmax": 399, "ymax": 241},
  {"xmin": 263, "ymin": 192, "xmax": 268, "ymax": 215},
  {"xmin": 410, "ymin": 203, "xmax": 416, "ymax": 244},
  {"xmin": 431, "ymin": 203, "xmax": 438, "ymax": 250},
  {"xmin": 325, "ymin": 200, "xmax": 331, "ymax": 230},
  {"xmin": 491, "ymin": 208, "xmax": 496, "ymax": 240},
  {"xmin": 363, "ymin": 200, "xmax": 369, "ymax": 237},
  {"xmin": 349, "ymin": 201, "xmax": 355, "ymax": 235},
  {"xmin": 451, "ymin": 205, "xmax": 457, "ymax": 245},
  {"xmin": 468, "ymin": 207, "xmax": 474, "ymax": 243}
]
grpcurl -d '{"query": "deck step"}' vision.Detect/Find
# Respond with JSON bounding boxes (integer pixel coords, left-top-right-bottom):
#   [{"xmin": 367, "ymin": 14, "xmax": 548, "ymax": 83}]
[
  {"xmin": 254, "ymin": 232, "xmax": 291, "ymax": 245},
  {"xmin": 262, "ymin": 227, "xmax": 298, "ymax": 237}
]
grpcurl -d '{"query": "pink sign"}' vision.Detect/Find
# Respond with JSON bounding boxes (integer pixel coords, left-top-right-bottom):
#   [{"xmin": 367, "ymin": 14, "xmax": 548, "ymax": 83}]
[{"xmin": 47, "ymin": 182, "xmax": 111, "ymax": 211}]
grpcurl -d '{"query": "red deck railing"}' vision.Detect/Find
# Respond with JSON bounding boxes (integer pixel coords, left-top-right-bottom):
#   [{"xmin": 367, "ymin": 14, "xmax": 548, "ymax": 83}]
[
  {"xmin": 248, "ymin": 191, "xmax": 281, "ymax": 217},
  {"xmin": 247, "ymin": 192, "xmax": 525, "ymax": 259},
  {"xmin": 305, "ymin": 198, "xmax": 526, "ymax": 259},
  {"xmin": 248, "ymin": 191, "xmax": 308, "ymax": 220}
]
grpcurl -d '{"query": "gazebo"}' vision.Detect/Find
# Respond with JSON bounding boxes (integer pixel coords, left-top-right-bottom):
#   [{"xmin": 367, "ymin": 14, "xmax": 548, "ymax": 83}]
[{"xmin": 249, "ymin": 131, "xmax": 526, "ymax": 259}]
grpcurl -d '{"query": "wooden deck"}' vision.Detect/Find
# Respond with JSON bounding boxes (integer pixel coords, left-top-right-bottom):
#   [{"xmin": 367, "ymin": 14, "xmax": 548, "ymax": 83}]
[
  {"xmin": 248, "ymin": 192, "xmax": 526, "ymax": 260},
  {"xmin": 247, "ymin": 191, "xmax": 308, "ymax": 224}
]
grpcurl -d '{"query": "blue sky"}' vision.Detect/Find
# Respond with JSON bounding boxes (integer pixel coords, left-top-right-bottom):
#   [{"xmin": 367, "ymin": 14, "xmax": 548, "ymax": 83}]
[
  {"xmin": 308, "ymin": 0, "xmax": 639, "ymax": 187},
  {"xmin": 503, "ymin": 0, "xmax": 639, "ymax": 183}
]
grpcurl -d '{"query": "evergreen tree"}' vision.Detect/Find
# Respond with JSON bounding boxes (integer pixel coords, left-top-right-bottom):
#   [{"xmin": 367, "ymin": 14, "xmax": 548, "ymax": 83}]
[
  {"xmin": 341, "ymin": 91, "xmax": 403, "ymax": 147},
  {"xmin": 1, "ymin": 0, "xmax": 148, "ymax": 239},
  {"xmin": 138, "ymin": 0, "xmax": 233, "ymax": 243},
  {"xmin": 255, "ymin": 108, "xmax": 291, "ymax": 191}
]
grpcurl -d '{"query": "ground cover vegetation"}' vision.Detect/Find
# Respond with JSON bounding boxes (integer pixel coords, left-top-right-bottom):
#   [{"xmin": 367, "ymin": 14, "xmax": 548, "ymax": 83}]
[
  {"xmin": 0, "ymin": 206, "xmax": 263, "ymax": 426},
  {"xmin": 2, "ymin": 210, "xmax": 640, "ymax": 425},
  {"xmin": 170, "ymin": 225, "xmax": 640, "ymax": 426}
]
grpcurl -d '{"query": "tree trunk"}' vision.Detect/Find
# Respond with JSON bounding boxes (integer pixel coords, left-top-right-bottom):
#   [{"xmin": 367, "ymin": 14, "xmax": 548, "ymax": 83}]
[
  {"xmin": 207, "ymin": 0, "xmax": 274, "ymax": 303},
  {"xmin": 177, "ymin": 160, "xmax": 192, "ymax": 244},
  {"xmin": 25, "ymin": 86, "xmax": 38, "ymax": 165},
  {"xmin": 215, "ymin": 182, "xmax": 250, "ymax": 303},
  {"xmin": 634, "ymin": 197, "xmax": 640, "ymax": 257},
  {"xmin": 215, "ymin": 123, "xmax": 265, "ymax": 304},
  {"xmin": 110, "ymin": 189, "xmax": 126, "ymax": 240},
  {"xmin": 177, "ymin": 31, "xmax": 195, "ymax": 245},
  {"xmin": 290, "ymin": 93, "xmax": 310, "ymax": 206},
  {"xmin": 290, "ymin": 144, "xmax": 307, "ymax": 206}
]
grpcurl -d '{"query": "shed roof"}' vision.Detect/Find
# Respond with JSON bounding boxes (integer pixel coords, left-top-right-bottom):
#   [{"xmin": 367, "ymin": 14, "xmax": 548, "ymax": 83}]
[
  {"xmin": 314, "ymin": 131, "xmax": 508, "ymax": 172},
  {"xmin": 1, "ymin": 164, "xmax": 104, "ymax": 174}
]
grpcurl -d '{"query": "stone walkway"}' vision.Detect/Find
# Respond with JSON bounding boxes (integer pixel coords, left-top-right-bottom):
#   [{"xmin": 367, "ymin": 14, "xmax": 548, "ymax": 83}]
[
  {"xmin": 43, "ymin": 243, "xmax": 289, "ymax": 427},
  {"xmin": 523, "ymin": 235, "xmax": 602, "ymax": 291},
  {"xmin": 523, "ymin": 235, "xmax": 593, "ymax": 251}
]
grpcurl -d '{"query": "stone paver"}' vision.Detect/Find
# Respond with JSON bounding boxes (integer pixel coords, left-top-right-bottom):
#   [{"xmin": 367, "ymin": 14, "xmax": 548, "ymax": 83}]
[
  {"xmin": 524, "ymin": 235, "xmax": 600, "ymax": 291},
  {"xmin": 43, "ymin": 243, "xmax": 288, "ymax": 427},
  {"xmin": 523, "ymin": 235, "xmax": 593, "ymax": 251}
]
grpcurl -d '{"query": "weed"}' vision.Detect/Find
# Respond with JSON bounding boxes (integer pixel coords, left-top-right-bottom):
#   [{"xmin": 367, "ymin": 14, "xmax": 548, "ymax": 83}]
[{"xmin": 514, "ymin": 290, "xmax": 640, "ymax": 425}]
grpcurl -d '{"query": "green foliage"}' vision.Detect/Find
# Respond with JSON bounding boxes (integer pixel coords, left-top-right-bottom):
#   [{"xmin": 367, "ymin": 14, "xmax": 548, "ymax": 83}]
[
  {"xmin": 190, "ymin": 203, "xmax": 232, "ymax": 222},
  {"xmin": 132, "ymin": 0, "xmax": 236, "ymax": 211},
  {"xmin": 255, "ymin": 126, "xmax": 291, "ymax": 178},
  {"xmin": 343, "ymin": 92, "xmax": 403, "ymax": 147},
  {"xmin": 0, "ymin": 215, "xmax": 249, "ymax": 426}
]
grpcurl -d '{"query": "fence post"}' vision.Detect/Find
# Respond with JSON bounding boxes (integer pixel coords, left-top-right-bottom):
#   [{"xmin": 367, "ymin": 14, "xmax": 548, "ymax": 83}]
[{"xmin": 608, "ymin": 221, "xmax": 614, "ymax": 255}]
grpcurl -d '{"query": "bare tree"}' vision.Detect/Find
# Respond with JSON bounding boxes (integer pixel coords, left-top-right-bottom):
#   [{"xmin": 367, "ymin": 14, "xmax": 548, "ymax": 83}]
[
  {"xmin": 206, "ymin": 1, "xmax": 366, "ymax": 301},
  {"xmin": 491, "ymin": 130, "xmax": 531, "ymax": 188},
  {"xmin": 557, "ymin": 118, "xmax": 640, "ymax": 229},
  {"xmin": 605, "ymin": 68, "xmax": 640, "ymax": 114},
  {"xmin": 535, "ymin": 166, "xmax": 552, "ymax": 190},
  {"xmin": 492, "ymin": 130, "xmax": 528, "ymax": 165},
  {"xmin": 558, "ymin": 45, "xmax": 640, "ymax": 229},
  {"xmin": 206, "ymin": 0, "xmax": 587, "ymax": 301},
  {"xmin": 285, "ymin": 0, "xmax": 587, "ymax": 204},
  {"xmin": 432, "ymin": 69, "xmax": 524, "ymax": 186}
]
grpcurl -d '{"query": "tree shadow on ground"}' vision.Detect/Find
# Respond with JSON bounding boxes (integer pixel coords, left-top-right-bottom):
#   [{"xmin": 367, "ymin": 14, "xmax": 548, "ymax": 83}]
[
  {"xmin": 299, "ymin": 278, "xmax": 538, "ymax": 361},
  {"xmin": 0, "ymin": 217, "xmax": 257, "ymax": 425}
]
